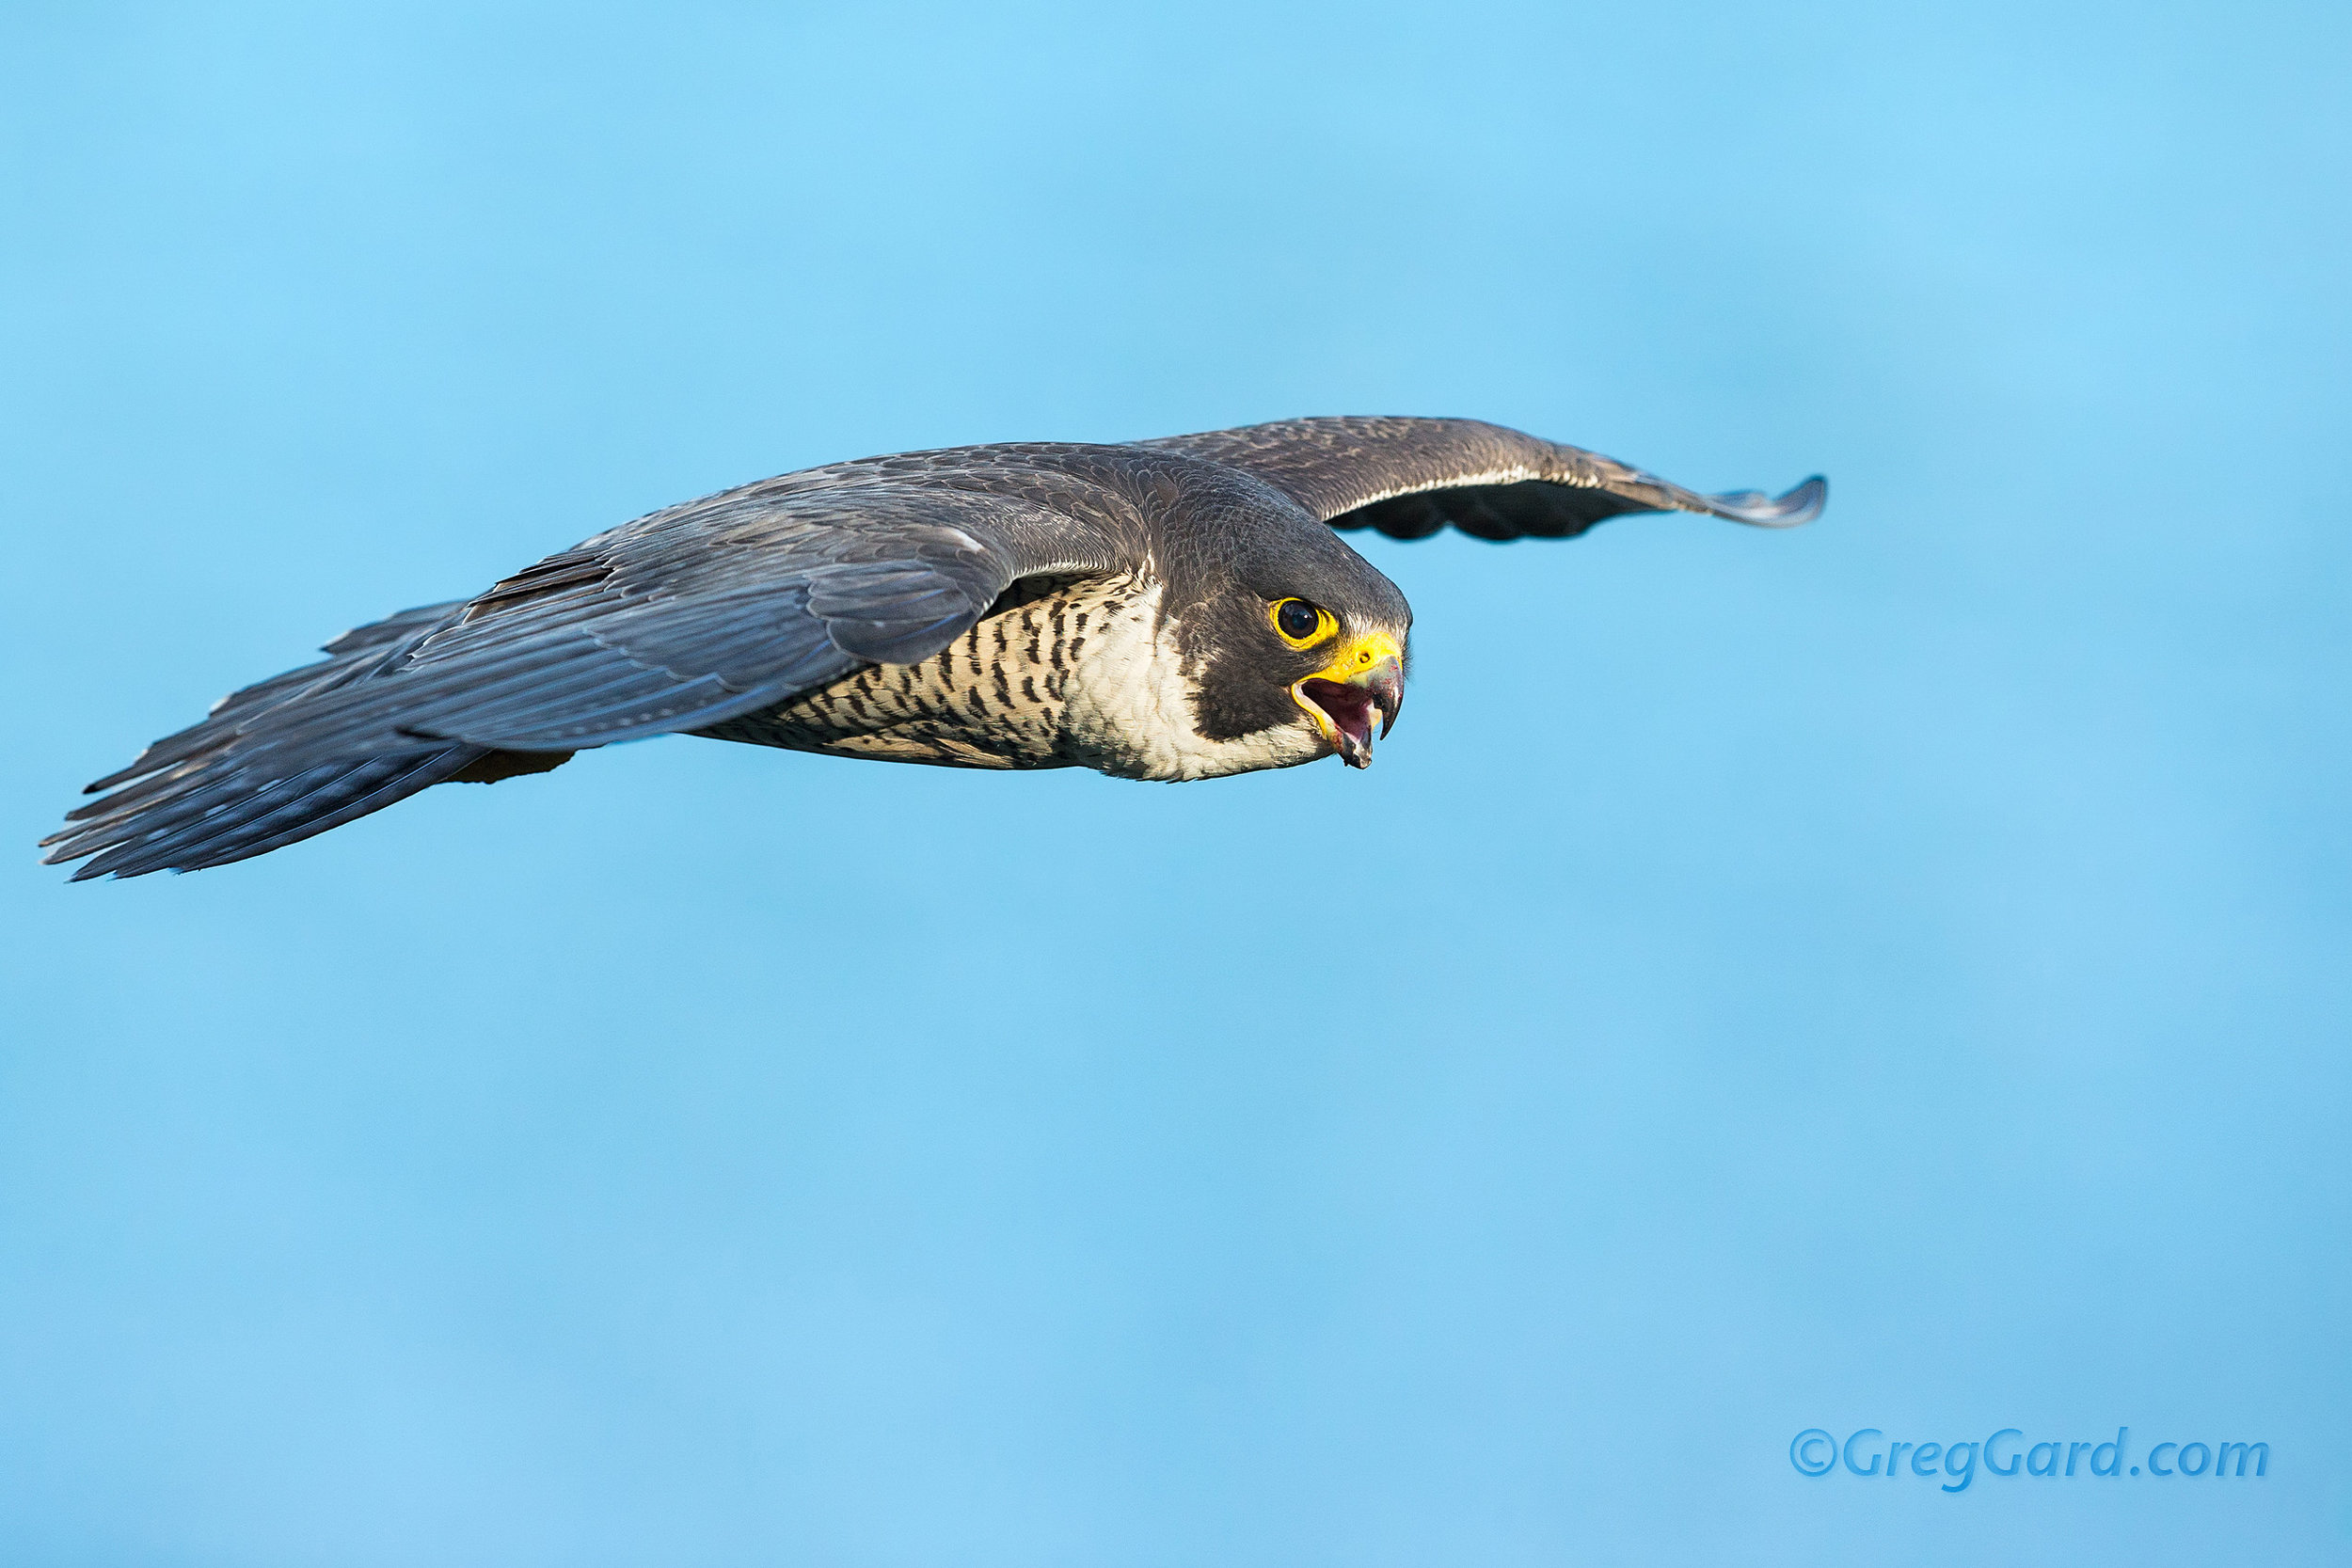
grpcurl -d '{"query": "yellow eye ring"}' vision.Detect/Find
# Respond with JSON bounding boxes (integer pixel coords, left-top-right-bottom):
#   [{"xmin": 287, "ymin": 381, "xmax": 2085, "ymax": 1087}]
[{"xmin": 1270, "ymin": 597, "xmax": 1336, "ymax": 649}]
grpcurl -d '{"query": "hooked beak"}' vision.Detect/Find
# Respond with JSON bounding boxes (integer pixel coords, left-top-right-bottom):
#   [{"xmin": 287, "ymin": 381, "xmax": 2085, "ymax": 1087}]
[{"xmin": 1292, "ymin": 632, "xmax": 1405, "ymax": 768}]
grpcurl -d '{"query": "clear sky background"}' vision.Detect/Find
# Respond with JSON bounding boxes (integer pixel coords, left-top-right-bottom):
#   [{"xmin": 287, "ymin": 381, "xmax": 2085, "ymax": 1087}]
[{"xmin": 3, "ymin": 3, "xmax": 2346, "ymax": 1563}]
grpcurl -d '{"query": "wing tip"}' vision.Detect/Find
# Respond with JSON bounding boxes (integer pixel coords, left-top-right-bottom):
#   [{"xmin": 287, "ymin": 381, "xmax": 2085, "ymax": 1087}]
[{"xmin": 1708, "ymin": 475, "xmax": 1827, "ymax": 529}]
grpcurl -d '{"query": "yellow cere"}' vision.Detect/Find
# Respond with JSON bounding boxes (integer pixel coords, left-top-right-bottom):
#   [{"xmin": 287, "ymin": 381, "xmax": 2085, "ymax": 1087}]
[{"xmin": 1311, "ymin": 630, "xmax": 1404, "ymax": 683}]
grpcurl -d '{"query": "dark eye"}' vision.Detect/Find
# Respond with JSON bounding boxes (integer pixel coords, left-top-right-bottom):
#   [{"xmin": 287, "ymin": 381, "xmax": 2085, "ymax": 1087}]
[{"xmin": 1275, "ymin": 598, "xmax": 1323, "ymax": 642}]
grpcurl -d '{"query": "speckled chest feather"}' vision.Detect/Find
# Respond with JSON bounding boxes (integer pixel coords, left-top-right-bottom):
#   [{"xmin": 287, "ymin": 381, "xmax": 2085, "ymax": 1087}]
[{"xmin": 702, "ymin": 574, "xmax": 1145, "ymax": 771}]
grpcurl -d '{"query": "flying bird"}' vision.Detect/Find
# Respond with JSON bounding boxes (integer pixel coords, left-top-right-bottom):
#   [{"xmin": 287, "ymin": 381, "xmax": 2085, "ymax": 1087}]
[{"xmin": 44, "ymin": 417, "xmax": 1824, "ymax": 879}]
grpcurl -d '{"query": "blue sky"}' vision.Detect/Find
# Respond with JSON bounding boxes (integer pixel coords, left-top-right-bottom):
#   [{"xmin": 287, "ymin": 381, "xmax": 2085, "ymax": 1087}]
[{"xmin": 3, "ymin": 2, "xmax": 2346, "ymax": 1562}]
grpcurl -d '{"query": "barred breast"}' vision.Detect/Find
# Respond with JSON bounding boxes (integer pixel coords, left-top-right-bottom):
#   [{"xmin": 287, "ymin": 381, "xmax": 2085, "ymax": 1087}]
[{"xmin": 698, "ymin": 573, "xmax": 1154, "ymax": 770}]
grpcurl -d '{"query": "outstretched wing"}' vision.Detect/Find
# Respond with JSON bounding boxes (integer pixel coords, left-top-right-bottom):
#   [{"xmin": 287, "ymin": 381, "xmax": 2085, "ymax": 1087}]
[
  {"xmin": 47, "ymin": 462, "xmax": 1133, "ymax": 879},
  {"xmin": 1140, "ymin": 416, "xmax": 1824, "ymax": 542}
]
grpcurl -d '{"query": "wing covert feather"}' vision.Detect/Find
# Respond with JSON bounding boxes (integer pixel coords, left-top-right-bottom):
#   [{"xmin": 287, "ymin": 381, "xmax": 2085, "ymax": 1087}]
[{"xmin": 158, "ymin": 477, "xmax": 1128, "ymax": 770}]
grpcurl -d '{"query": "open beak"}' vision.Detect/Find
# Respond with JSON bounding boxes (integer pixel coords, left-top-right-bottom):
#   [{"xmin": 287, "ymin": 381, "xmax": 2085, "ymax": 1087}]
[{"xmin": 1292, "ymin": 632, "xmax": 1405, "ymax": 768}]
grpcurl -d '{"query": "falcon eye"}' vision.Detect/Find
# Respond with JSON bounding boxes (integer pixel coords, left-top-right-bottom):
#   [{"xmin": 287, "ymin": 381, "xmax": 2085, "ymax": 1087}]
[{"xmin": 1272, "ymin": 597, "xmax": 1330, "ymax": 647}]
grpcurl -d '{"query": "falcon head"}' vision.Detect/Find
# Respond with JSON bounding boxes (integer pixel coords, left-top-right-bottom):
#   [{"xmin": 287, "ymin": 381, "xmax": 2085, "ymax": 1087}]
[
  {"xmin": 1262, "ymin": 594, "xmax": 1406, "ymax": 768},
  {"xmin": 1176, "ymin": 529, "xmax": 1410, "ymax": 769}
]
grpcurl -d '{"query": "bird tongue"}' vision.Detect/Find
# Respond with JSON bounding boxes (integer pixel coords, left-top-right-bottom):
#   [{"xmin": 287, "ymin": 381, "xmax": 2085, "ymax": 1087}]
[{"xmin": 1300, "ymin": 677, "xmax": 1378, "ymax": 768}]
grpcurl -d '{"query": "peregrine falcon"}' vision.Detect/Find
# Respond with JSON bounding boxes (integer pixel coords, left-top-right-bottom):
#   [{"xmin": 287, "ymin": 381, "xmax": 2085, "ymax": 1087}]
[{"xmin": 44, "ymin": 417, "xmax": 1824, "ymax": 879}]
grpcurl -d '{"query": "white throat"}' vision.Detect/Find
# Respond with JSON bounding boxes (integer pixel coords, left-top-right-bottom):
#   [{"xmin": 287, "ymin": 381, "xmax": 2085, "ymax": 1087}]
[{"xmin": 1061, "ymin": 578, "xmax": 1327, "ymax": 781}]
